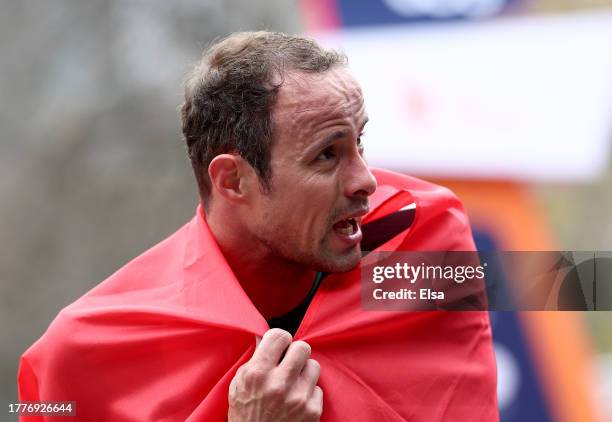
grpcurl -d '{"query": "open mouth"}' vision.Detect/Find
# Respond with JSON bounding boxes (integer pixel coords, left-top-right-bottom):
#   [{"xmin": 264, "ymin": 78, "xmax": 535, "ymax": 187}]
[{"xmin": 332, "ymin": 217, "xmax": 359, "ymax": 236}]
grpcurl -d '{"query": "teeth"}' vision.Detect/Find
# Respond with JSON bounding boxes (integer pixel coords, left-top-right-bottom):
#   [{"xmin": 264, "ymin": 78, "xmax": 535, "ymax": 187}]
[{"xmin": 335, "ymin": 218, "xmax": 356, "ymax": 235}]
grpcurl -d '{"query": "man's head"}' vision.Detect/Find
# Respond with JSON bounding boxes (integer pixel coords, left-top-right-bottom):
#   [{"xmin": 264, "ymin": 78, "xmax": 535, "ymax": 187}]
[{"xmin": 181, "ymin": 31, "xmax": 377, "ymax": 272}]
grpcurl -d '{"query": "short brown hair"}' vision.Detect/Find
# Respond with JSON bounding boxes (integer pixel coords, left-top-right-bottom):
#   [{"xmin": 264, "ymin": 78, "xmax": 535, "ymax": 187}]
[{"xmin": 180, "ymin": 31, "xmax": 347, "ymax": 203}]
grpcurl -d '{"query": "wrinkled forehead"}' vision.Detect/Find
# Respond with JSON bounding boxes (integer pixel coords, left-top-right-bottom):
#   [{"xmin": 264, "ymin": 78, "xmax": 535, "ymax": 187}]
[{"xmin": 273, "ymin": 67, "xmax": 365, "ymax": 123}]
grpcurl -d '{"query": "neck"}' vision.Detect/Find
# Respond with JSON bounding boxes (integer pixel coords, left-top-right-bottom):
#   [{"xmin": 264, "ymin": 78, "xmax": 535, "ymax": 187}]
[{"xmin": 206, "ymin": 206, "xmax": 316, "ymax": 320}]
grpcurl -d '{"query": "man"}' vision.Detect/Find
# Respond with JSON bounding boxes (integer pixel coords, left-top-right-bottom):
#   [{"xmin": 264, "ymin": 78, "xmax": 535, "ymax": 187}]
[{"xmin": 19, "ymin": 31, "xmax": 497, "ymax": 421}]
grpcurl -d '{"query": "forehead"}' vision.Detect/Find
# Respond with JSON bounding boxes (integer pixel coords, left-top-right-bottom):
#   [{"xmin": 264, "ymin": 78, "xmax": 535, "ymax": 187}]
[{"xmin": 272, "ymin": 67, "xmax": 366, "ymax": 134}]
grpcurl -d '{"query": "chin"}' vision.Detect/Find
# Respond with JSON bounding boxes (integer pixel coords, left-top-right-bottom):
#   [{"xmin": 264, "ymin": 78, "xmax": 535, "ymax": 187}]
[{"xmin": 317, "ymin": 248, "xmax": 362, "ymax": 273}]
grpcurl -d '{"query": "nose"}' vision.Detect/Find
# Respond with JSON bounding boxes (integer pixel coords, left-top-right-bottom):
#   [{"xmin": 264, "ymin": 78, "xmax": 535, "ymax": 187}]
[{"xmin": 344, "ymin": 154, "xmax": 377, "ymax": 199}]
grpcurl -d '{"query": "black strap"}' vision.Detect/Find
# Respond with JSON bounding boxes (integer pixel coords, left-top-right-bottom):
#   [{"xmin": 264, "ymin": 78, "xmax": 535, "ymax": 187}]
[{"xmin": 267, "ymin": 271, "xmax": 325, "ymax": 335}]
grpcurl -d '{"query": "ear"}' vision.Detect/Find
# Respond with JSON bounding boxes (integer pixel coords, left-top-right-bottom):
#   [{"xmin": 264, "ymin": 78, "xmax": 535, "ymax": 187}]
[{"xmin": 208, "ymin": 154, "xmax": 249, "ymax": 202}]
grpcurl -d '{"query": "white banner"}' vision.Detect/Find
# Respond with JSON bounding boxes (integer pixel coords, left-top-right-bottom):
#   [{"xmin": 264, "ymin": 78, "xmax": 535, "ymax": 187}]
[{"xmin": 313, "ymin": 10, "xmax": 612, "ymax": 181}]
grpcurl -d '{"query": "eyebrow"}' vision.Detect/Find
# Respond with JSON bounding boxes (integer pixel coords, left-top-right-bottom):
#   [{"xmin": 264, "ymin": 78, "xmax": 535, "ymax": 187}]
[{"xmin": 306, "ymin": 118, "xmax": 370, "ymax": 155}]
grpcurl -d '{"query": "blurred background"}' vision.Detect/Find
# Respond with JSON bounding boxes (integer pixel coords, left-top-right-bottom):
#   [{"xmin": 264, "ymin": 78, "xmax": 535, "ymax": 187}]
[{"xmin": 1, "ymin": 0, "xmax": 611, "ymax": 420}]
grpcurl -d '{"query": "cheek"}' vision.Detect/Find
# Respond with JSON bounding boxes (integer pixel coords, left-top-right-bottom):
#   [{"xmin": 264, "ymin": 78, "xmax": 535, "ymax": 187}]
[
  {"xmin": 292, "ymin": 178, "xmax": 339, "ymax": 234},
  {"xmin": 264, "ymin": 169, "xmax": 340, "ymax": 238},
  {"xmin": 257, "ymin": 194, "xmax": 302, "ymax": 237},
  {"xmin": 301, "ymin": 173, "xmax": 340, "ymax": 212},
  {"xmin": 264, "ymin": 188, "xmax": 329, "ymax": 243}
]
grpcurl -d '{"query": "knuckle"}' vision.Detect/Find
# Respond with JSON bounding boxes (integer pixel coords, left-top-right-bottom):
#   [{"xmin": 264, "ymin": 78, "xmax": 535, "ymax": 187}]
[
  {"xmin": 286, "ymin": 394, "xmax": 308, "ymax": 411},
  {"xmin": 265, "ymin": 381, "xmax": 287, "ymax": 400},
  {"xmin": 304, "ymin": 404, "xmax": 322, "ymax": 421},
  {"xmin": 243, "ymin": 366, "xmax": 267, "ymax": 385}
]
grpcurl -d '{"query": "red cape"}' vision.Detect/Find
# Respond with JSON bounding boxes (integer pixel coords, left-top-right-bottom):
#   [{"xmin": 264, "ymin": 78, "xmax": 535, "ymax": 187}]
[{"xmin": 19, "ymin": 168, "xmax": 498, "ymax": 421}]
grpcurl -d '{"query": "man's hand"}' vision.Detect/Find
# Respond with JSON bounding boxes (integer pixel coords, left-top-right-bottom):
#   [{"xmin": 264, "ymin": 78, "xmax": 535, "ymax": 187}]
[{"xmin": 228, "ymin": 328, "xmax": 323, "ymax": 422}]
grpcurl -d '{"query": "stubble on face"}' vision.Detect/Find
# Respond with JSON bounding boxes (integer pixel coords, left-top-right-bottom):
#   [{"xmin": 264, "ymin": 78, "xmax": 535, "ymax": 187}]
[
  {"xmin": 257, "ymin": 193, "xmax": 368, "ymax": 273},
  {"xmin": 254, "ymin": 206, "xmax": 365, "ymax": 275},
  {"xmin": 249, "ymin": 66, "xmax": 371, "ymax": 274}
]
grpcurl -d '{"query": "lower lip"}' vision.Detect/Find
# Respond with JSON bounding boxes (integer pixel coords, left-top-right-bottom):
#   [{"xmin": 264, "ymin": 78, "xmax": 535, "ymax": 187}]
[{"xmin": 332, "ymin": 223, "xmax": 363, "ymax": 248}]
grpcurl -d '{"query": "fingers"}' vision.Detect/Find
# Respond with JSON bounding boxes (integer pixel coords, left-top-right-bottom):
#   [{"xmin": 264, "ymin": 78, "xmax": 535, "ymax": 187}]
[
  {"xmin": 300, "ymin": 359, "xmax": 321, "ymax": 392},
  {"xmin": 229, "ymin": 331, "xmax": 323, "ymax": 422},
  {"xmin": 279, "ymin": 340, "xmax": 311, "ymax": 380},
  {"xmin": 304, "ymin": 386, "xmax": 323, "ymax": 421},
  {"xmin": 250, "ymin": 328, "xmax": 292, "ymax": 369}
]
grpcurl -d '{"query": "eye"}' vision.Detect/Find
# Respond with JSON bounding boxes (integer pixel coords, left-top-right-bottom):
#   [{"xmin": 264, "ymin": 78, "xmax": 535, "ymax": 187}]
[
  {"xmin": 357, "ymin": 132, "xmax": 365, "ymax": 150},
  {"xmin": 315, "ymin": 146, "xmax": 336, "ymax": 161}
]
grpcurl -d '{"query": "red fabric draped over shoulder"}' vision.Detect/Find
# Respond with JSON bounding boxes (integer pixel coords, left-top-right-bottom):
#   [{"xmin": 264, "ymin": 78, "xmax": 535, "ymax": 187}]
[{"xmin": 18, "ymin": 168, "xmax": 497, "ymax": 421}]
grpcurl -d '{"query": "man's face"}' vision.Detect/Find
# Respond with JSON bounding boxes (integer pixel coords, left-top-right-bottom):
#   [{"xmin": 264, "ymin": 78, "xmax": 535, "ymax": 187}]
[{"xmin": 246, "ymin": 67, "xmax": 377, "ymax": 273}]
